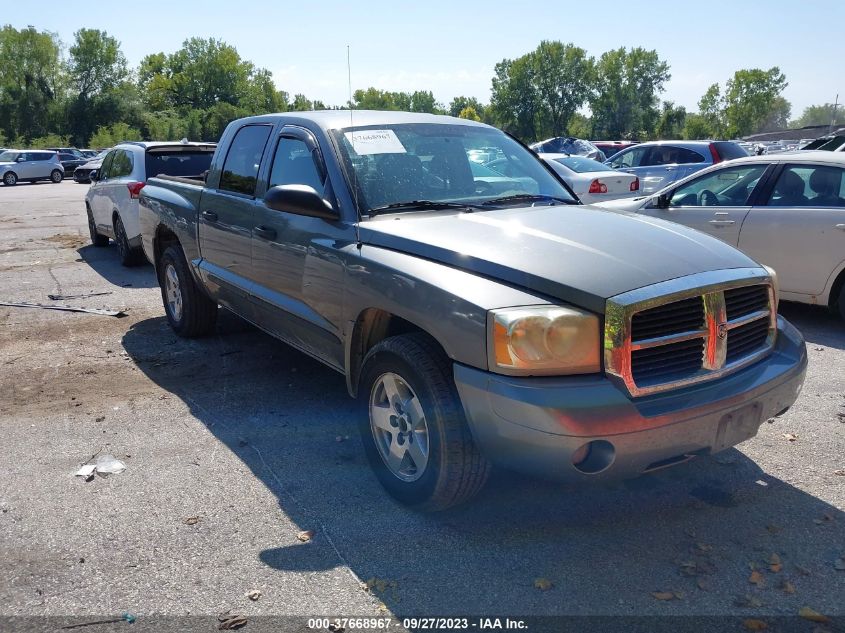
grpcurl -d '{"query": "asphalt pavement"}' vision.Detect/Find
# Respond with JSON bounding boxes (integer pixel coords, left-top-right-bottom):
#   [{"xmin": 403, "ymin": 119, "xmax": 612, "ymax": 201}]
[{"xmin": 0, "ymin": 181, "xmax": 842, "ymax": 631}]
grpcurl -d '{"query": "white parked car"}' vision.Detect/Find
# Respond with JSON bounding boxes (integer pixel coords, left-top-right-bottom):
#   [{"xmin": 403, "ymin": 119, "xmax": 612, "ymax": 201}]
[
  {"xmin": 86, "ymin": 141, "xmax": 215, "ymax": 266},
  {"xmin": 596, "ymin": 151, "xmax": 845, "ymax": 318},
  {"xmin": 0, "ymin": 150, "xmax": 64, "ymax": 186},
  {"xmin": 539, "ymin": 153, "xmax": 639, "ymax": 204}
]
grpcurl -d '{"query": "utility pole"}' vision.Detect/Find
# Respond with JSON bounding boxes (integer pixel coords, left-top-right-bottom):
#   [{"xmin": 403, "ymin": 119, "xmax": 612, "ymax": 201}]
[{"xmin": 830, "ymin": 94, "xmax": 839, "ymax": 134}]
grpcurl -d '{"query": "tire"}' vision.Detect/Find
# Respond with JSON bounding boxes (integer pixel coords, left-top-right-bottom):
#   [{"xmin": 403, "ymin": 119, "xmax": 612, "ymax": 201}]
[
  {"xmin": 113, "ymin": 214, "xmax": 144, "ymax": 267},
  {"xmin": 158, "ymin": 244, "xmax": 217, "ymax": 337},
  {"xmin": 358, "ymin": 333, "xmax": 490, "ymax": 511},
  {"xmin": 3, "ymin": 172, "xmax": 17, "ymax": 186},
  {"xmin": 836, "ymin": 284, "xmax": 845, "ymax": 321},
  {"xmin": 50, "ymin": 170, "xmax": 63, "ymax": 183},
  {"xmin": 86, "ymin": 206, "xmax": 108, "ymax": 247}
]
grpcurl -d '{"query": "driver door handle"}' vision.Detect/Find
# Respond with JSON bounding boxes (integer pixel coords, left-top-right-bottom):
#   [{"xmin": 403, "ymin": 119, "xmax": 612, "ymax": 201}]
[
  {"xmin": 709, "ymin": 219, "xmax": 735, "ymax": 226},
  {"xmin": 253, "ymin": 225, "xmax": 277, "ymax": 240},
  {"xmin": 202, "ymin": 210, "xmax": 218, "ymax": 222}
]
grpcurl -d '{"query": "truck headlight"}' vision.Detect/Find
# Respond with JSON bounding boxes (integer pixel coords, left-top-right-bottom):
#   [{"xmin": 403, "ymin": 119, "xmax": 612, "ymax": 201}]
[
  {"xmin": 488, "ymin": 306, "xmax": 601, "ymax": 375},
  {"xmin": 762, "ymin": 265, "xmax": 779, "ymax": 311}
]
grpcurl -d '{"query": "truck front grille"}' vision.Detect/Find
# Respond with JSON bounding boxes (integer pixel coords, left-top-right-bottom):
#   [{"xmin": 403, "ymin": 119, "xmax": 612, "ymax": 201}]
[{"xmin": 605, "ymin": 270, "xmax": 777, "ymax": 397}]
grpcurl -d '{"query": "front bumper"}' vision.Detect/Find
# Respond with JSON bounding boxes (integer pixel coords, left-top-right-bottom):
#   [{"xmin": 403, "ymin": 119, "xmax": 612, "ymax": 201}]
[{"xmin": 454, "ymin": 316, "xmax": 807, "ymax": 482}]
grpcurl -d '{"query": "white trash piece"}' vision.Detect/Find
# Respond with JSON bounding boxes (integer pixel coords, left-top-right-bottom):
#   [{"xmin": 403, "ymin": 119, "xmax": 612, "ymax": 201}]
[{"xmin": 75, "ymin": 454, "xmax": 126, "ymax": 479}]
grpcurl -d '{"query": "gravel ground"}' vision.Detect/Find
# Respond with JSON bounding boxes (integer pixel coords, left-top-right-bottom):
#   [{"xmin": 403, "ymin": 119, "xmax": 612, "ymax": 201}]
[{"xmin": 0, "ymin": 181, "xmax": 842, "ymax": 630}]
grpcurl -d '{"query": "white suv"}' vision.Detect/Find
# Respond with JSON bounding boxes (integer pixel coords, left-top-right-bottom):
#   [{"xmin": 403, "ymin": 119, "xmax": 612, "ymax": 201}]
[
  {"xmin": 0, "ymin": 150, "xmax": 64, "ymax": 185},
  {"xmin": 85, "ymin": 141, "xmax": 215, "ymax": 266}
]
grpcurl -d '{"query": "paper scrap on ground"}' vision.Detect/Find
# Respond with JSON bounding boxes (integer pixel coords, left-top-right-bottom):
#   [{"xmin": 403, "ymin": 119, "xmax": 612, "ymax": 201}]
[
  {"xmin": 344, "ymin": 130, "xmax": 406, "ymax": 155},
  {"xmin": 75, "ymin": 454, "xmax": 127, "ymax": 478}
]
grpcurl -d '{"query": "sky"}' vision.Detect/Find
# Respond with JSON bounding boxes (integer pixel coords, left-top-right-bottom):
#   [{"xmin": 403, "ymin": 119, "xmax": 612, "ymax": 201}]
[{"xmin": 7, "ymin": 0, "xmax": 844, "ymax": 117}]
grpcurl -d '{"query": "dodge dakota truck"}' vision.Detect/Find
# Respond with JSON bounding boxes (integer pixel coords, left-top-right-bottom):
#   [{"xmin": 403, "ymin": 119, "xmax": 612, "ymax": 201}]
[{"xmin": 138, "ymin": 111, "xmax": 807, "ymax": 511}]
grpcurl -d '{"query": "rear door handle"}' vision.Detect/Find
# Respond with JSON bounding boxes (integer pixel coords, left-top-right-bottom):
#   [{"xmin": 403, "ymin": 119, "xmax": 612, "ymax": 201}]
[
  {"xmin": 202, "ymin": 210, "xmax": 218, "ymax": 222},
  {"xmin": 708, "ymin": 219, "xmax": 735, "ymax": 226},
  {"xmin": 253, "ymin": 225, "xmax": 277, "ymax": 240}
]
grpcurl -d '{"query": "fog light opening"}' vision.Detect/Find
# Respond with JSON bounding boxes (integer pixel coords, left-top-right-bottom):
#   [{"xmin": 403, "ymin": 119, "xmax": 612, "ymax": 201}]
[{"xmin": 571, "ymin": 440, "xmax": 615, "ymax": 474}]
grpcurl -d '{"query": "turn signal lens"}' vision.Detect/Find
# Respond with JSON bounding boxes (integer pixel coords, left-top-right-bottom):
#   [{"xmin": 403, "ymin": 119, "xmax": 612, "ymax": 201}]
[{"xmin": 489, "ymin": 306, "xmax": 601, "ymax": 375}]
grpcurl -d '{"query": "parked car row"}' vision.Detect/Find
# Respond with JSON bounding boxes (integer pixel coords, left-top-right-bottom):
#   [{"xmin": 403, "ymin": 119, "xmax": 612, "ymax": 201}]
[
  {"xmin": 0, "ymin": 150, "xmax": 65, "ymax": 185},
  {"xmin": 595, "ymin": 151, "xmax": 845, "ymax": 318}
]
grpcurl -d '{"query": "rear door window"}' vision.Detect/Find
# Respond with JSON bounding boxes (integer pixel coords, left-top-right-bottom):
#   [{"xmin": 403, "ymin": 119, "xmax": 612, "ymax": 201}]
[
  {"xmin": 145, "ymin": 149, "xmax": 214, "ymax": 180},
  {"xmin": 110, "ymin": 150, "xmax": 133, "ymax": 178},
  {"xmin": 219, "ymin": 125, "xmax": 272, "ymax": 196},
  {"xmin": 645, "ymin": 146, "xmax": 705, "ymax": 166},
  {"xmin": 767, "ymin": 165, "xmax": 845, "ymax": 207}
]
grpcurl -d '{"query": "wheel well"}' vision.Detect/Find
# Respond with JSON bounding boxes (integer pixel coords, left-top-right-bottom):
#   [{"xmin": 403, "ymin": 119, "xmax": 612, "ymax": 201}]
[
  {"xmin": 348, "ymin": 309, "xmax": 443, "ymax": 396},
  {"xmin": 828, "ymin": 267, "xmax": 845, "ymax": 310},
  {"xmin": 153, "ymin": 225, "xmax": 180, "ymax": 270}
]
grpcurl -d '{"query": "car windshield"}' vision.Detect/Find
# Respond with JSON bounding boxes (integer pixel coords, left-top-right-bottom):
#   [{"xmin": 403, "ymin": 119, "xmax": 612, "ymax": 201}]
[
  {"xmin": 0, "ymin": 151, "xmax": 20, "ymax": 162},
  {"xmin": 554, "ymin": 156, "xmax": 608, "ymax": 173},
  {"xmin": 332, "ymin": 123, "xmax": 576, "ymax": 214}
]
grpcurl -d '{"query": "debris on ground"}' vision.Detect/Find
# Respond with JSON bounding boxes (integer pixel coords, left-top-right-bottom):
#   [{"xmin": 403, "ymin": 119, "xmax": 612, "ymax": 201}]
[
  {"xmin": 782, "ymin": 433, "xmax": 798, "ymax": 442},
  {"xmin": 651, "ymin": 591, "xmax": 682, "ymax": 601},
  {"xmin": 217, "ymin": 613, "xmax": 248, "ymax": 630},
  {"xmin": 533, "ymin": 578, "xmax": 553, "ymax": 591},
  {"xmin": 749, "ymin": 570, "xmax": 765, "ymax": 586},
  {"xmin": 768, "ymin": 553, "xmax": 782, "ymax": 573},
  {"xmin": 296, "ymin": 530, "xmax": 315, "ymax": 542},
  {"xmin": 365, "ymin": 578, "xmax": 397, "ymax": 593},
  {"xmin": 798, "ymin": 607, "xmax": 830, "ymax": 623},
  {"xmin": 781, "ymin": 580, "xmax": 795, "ymax": 594},
  {"xmin": 75, "ymin": 454, "xmax": 127, "ymax": 480},
  {"xmin": 47, "ymin": 291, "xmax": 112, "ymax": 301},
  {"xmin": 813, "ymin": 513, "xmax": 834, "ymax": 525},
  {"xmin": 60, "ymin": 613, "xmax": 136, "ymax": 629},
  {"xmin": 0, "ymin": 301, "xmax": 127, "ymax": 317},
  {"xmin": 184, "ymin": 516, "xmax": 200, "ymax": 526},
  {"xmin": 742, "ymin": 619, "xmax": 768, "ymax": 631},
  {"xmin": 245, "ymin": 589, "xmax": 261, "ymax": 601}
]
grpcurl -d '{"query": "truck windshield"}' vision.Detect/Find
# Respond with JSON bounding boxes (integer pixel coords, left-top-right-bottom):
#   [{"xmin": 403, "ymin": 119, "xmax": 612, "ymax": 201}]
[{"xmin": 332, "ymin": 123, "xmax": 576, "ymax": 214}]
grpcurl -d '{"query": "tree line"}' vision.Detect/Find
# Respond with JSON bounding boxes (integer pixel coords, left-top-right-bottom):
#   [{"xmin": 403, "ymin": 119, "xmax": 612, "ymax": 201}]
[{"xmin": 0, "ymin": 26, "xmax": 837, "ymax": 149}]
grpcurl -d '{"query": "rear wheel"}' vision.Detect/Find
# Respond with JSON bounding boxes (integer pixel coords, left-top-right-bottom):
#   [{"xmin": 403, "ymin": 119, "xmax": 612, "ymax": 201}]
[
  {"xmin": 50, "ymin": 169, "xmax": 63, "ymax": 183},
  {"xmin": 3, "ymin": 172, "xmax": 17, "ymax": 186},
  {"xmin": 158, "ymin": 245, "xmax": 217, "ymax": 337},
  {"xmin": 86, "ymin": 207, "xmax": 108, "ymax": 247},
  {"xmin": 113, "ymin": 214, "xmax": 144, "ymax": 267},
  {"xmin": 358, "ymin": 333, "xmax": 490, "ymax": 511}
]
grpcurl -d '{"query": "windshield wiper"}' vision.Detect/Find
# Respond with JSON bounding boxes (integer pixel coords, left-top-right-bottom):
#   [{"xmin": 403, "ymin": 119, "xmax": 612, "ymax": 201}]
[
  {"xmin": 368, "ymin": 200, "xmax": 482, "ymax": 217},
  {"xmin": 480, "ymin": 193, "xmax": 576, "ymax": 207}
]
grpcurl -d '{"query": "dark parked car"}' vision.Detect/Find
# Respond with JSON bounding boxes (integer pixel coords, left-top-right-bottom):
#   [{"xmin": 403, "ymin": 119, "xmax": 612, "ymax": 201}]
[
  {"xmin": 72, "ymin": 150, "xmax": 110, "ymax": 183},
  {"xmin": 57, "ymin": 153, "xmax": 87, "ymax": 178},
  {"xmin": 592, "ymin": 141, "xmax": 639, "ymax": 160}
]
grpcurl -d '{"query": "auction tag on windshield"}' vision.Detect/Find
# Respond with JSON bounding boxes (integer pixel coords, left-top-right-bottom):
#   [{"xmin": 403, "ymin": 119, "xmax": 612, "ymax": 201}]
[{"xmin": 344, "ymin": 130, "xmax": 406, "ymax": 155}]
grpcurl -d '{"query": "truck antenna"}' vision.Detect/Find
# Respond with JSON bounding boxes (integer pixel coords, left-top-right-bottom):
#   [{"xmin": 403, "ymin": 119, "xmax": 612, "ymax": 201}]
[{"xmin": 347, "ymin": 45, "xmax": 361, "ymax": 222}]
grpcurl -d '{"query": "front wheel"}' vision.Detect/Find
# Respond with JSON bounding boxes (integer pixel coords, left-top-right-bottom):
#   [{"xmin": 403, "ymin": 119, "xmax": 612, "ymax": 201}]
[
  {"xmin": 3, "ymin": 172, "xmax": 17, "ymax": 186},
  {"xmin": 358, "ymin": 333, "xmax": 490, "ymax": 511},
  {"xmin": 158, "ymin": 245, "xmax": 217, "ymax": 337},
  {"xmin": 50, "ymin": 170, "xmax": 63, "ymax": 183}
]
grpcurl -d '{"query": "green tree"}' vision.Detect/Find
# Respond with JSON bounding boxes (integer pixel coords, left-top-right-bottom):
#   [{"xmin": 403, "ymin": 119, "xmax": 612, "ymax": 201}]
[
  {"xmin": 291, "ymin": 94, "xmax": 314, "ymax": 111},
  {"xmin": 696, "ymin": 83, "xmax": 725, "ymax": 138},
  {"xmin": 654, "ymin": 101, "xmax": 687, "ymax": 139},
  {"xmin": 791, "ymin": 102, "xmax": 840, "ymax": 128},
  {"xmin": 682, "ymin": 113, "xmax": 713, "ymax": 140},
  {"xmin": 66, "ymin": 29, "xmax": 132, "ymax": 145},
  {"xmin": 589, "ymin": 47, "xmax": 670, "ymax": 139},
  {"xmin": 722, "ymin": 67, "xmax": 787, "ymax": 137},
  {"xmin": 352, "ymin": 87, "xmax": 397, "ymax": 110},
  {"xmin": 531, "ymin": 41, "xmax": 593, "ymax": 138},
  {"xmin": 0, "ymin": 26, "xmax": 64, "ymax": 143},
  {"xmin": 757, "ymin": 96, "xmax": 791, "ymax": 132},
  {"xmin": 449, "ymin": 96, "xmax": 484, "ymax": 118},
  {"xmin": 458, "ymin": 106, "xmax": 481, "ymax": 121},
  {"xmin": 89, "ymin": 122, "xmax": 142, "ymax": 147},
  {"xmin": 490, "ymin": 56, "xmax": 539, "ymax": 140}
]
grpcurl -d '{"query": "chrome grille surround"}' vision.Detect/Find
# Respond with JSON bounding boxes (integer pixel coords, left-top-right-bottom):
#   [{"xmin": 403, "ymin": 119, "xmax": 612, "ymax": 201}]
[{"xmin": 604, "ymin": 268, "xmax": 777, "ymax": 397}]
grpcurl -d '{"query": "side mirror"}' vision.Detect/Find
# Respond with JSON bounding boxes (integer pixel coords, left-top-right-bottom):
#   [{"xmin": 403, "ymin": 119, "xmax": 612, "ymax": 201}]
[
  {"xmin": 263, "ymin": 184, "xmax": 336, "ymax": 220},
  {"xmin": 89, "ymin": 170, "xmax": 99, "ymax": 182},
  {"xmin": 656, "ymin": 193, "xmax": 671, "ymax": 209},
  {"xmin": 16, "ymin": 156, "xmax": 26, "ymax": 163}
]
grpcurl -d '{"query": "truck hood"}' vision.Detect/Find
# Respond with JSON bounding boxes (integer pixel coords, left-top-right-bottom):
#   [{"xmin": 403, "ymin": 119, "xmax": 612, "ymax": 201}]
[{"xmin": 358, "ymin": 204, "xmax": 760, "ymax": 314}]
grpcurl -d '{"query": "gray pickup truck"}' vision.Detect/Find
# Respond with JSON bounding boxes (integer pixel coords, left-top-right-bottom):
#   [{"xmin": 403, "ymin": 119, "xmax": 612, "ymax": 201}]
[{"xmin": 138, "ymin": 111, "xmax": 807, "ymax": 511}]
